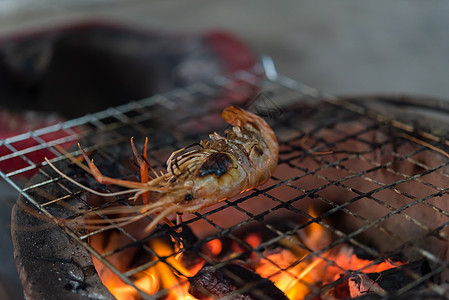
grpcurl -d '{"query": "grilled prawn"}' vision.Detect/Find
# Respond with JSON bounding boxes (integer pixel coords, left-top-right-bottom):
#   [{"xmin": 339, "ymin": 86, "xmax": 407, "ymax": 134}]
[{"xmin": 47, "ymin": 106, "xmax": 278, "ymax": 232}]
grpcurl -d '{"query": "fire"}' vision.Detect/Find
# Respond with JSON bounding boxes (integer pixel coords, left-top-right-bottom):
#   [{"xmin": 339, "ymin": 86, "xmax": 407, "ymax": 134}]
[
  {"xmin": 94, "ymin": 237, "xmax": 199, "ymax": 300},
  {"xmin": 251, "ymin": 210, "xmax": 402, "ymax": 299},
  {"xmin": 93, "ymin": 210, "xmax": 403, "ymax": 299},
  {"xmin": 108, "ymin": 273, "xmax": 158, "ymax": 300},
  {"xmin": 253, "ymin": 242, "xmax": 400, "ymax": 299},
  {"xmin": 206, "ymin": 238, "xmax": 222, "ymax": 257},
  {"xmin": 252, "ymin": 213, "xmax": 330, "ymax": 299}
]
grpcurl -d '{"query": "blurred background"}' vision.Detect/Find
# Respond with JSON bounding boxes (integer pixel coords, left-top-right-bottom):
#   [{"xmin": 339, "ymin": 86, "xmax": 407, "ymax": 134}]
[
  {"xmin": 2, "ymin": 0, "xmax": 449, "ymax": 99},
  {"xmin": 1, "ymin": 1, "xmax": 449, "ymax": 299}
]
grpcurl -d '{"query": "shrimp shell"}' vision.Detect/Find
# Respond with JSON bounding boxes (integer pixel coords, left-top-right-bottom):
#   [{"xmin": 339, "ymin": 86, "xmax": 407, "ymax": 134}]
[{"xmin": 47, "ymin": 106, "xmax": 279, "ymax": 232}]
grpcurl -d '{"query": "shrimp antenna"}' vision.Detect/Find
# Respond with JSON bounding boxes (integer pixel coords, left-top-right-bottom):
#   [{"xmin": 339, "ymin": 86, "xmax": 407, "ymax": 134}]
[
  {"xmin": 44, "ymin": 158, "xmax": 141, "ymax": 197},
  {"xmin": 82, "ymin": 205, "xmax": 164, "ymax": 231}
]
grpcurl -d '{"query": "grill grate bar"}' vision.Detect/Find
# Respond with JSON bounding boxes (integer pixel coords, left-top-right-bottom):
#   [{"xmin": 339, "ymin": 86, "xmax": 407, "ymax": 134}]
[
  {"xmin": 2, "ymin": 142, "xmax": 36, "ymax": 168},
  {"xmin": 328, "ymin": 187, "xmax": 449, "ymax": 257},
  {"xmin": 311, "ymin": 150, "xmax": 443, "ymax": 233},
  {"xmin": 361, "ymin": 148, "xmax": 447, "ymax": 191},
  {"xmin": 397, "ymin": 264, "xmax": 449, "ymax": 298},
  {"xmin": 400, "ymin": 155, "xmax": 449, "ymax": 187},
  {"xmin": 278, "ymin": 184, "xmax": 406, "ymax": 255},
  {"xmin": 4, "ymin": 65, "xmax": 449, "ymax": 299}
]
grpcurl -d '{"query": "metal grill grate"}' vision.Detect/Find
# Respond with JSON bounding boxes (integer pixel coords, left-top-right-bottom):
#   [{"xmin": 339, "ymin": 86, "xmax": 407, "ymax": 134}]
[{"xmin": 4, "ymin": 64, "xmax": 449, "ymax": 299}]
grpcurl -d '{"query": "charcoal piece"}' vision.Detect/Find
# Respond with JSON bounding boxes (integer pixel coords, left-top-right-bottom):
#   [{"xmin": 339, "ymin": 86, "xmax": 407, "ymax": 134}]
[
  {"xmin": 189, "ymin": 263, "xmax": 288, "ymax": 300},
  {"xmin": 348, "ymin": 273, "xmax": 385, "ymax": 297},
  {"xmin": 324, "ymin": 260, "xmax": 437, "ymax": 300},
  {"xmin": 366, "ymin": 259, "xmax": 432, "ymax": 292},
  {"xmin": 155, "ymin": 222, "xmax": 204, "ymax": 270},
  {"xmin": 353, "ymin": 288, "xmax": 448, "ymax": 300}
]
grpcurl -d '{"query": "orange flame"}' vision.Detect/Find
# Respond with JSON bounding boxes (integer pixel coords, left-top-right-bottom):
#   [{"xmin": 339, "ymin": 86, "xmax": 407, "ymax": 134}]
[
  {"xmin": 253, "ymin": 208, "xmax": 401, "ymax": 299},
  {"xmin": 97, "ymin": 208, "xmax": 404, "ymax": 299},
  {"xmin": 100, "ymin": 238, "xmax": 199, "ymax": 300},
  {"xmin": 205, "ymin": 239, "xmax": 222, "ymax": 257}
]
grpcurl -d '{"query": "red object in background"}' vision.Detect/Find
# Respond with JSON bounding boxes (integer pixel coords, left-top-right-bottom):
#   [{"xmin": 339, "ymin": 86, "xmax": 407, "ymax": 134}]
[
  {"xmin": 0, "ymin": 110, "xmax": 69, "ymax": 179},
  {"xmin": 0, "ymin": 110, "xmax": 63, "ymax": 140},
  {"xmin": 205, "ymin": 30, "xmax": 257, "ymax": 74},
  {"xmin": 0, "ymin": 21, "xmax": 258, "ymax": 117},
  {"xmin": 0, "ymin": 22, "xmax": 259, "ymax": 179}
]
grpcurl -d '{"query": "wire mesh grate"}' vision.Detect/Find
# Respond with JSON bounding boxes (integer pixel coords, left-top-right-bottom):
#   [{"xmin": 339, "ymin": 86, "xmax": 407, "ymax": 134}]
[{"xmin": 4, "ymin": 67, "xmax": 449, "ymax": 299}]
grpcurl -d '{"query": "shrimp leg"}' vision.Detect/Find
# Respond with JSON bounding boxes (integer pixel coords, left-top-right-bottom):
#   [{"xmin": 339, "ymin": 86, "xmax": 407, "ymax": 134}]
[
  {"xmin": 78, "ymin": 143, "xmax": 149, "ymax": 190},
  {"xmin": 130, "ymin": 138, "xmax": 180, "ymax": 231},
  {"xmin": 131, "ymin": 137, "xmax": 151, "ymax": 204},
  {"xmin": 79, "ymin": 141, "xmax": 180, "ymax": 230}
]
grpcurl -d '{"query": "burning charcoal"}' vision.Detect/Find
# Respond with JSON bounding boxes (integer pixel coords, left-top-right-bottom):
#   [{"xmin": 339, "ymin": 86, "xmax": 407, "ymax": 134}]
[
  {"xmin": 324, "ymin": 260, "xmax": 436, "ymax": 300},
  {"xmin": 177, "ymin": 225, "xmax": 207, "ymax": 269},
  {"xmin": 352, "ymin": 288, "xmax": 449, "ymax": 300},
  {"xmin": 150, "ymin": 222, "xmax": 204, "ymax": 269},
  {"xmin": 325, "ymin": 275, "xmax": 351, "ymax": 299},
  {"xmin": 365, "ymin": 259, "xmax": 432, "ymax": 292},
  {"xmin": 189, "ymin": 263, "xmax": 288, "ymax": 300},
  {"xmin": 348, "ymin": 273, "xmax": 385, "ymax": 297},
  {"xmin": 321, "ymin": 273, "xmax": 378, "ymax": 300}
]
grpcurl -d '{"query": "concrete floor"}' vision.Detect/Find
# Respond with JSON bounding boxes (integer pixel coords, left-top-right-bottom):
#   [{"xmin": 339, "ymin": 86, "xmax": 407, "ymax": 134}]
[{"xmin": 0, "ymin": 1, "xmax": 449, "ymax": 299}]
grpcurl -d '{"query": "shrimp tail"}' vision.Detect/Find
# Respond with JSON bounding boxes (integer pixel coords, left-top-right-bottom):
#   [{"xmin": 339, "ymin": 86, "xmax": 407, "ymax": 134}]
[
  {"xmin": 222, "ymin": 105, "xmax": 258, "ymax": 127},
  {"xmin": 222, "ymin": 105, "xmax": 279, "ymax": 159}
]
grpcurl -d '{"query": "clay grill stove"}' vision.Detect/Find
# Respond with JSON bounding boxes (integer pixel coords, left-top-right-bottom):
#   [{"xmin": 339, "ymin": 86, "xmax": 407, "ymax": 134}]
[{"xmin": 4, "ymin": 64, "xmax": 449, "ymax": 299}]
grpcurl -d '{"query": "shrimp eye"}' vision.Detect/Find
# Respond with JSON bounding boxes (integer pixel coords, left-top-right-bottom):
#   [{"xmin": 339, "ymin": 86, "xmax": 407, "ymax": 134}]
[{"xmin": 184, "ymin": 194, "xmax": 193, "ymax": 201}]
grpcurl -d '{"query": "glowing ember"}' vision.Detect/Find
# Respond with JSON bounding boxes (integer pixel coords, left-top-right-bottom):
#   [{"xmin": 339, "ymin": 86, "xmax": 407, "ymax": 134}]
[
  {"xmin": 205, "ymin": 239, "xmax": 222, "ymax": 257},
  {"xmin": 92, "ymin": 236, "xmax": 199, "ymax": 300},
  {"xmin": 92, "ymin": 212, "xmax": 404, "ymax": 299}
]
